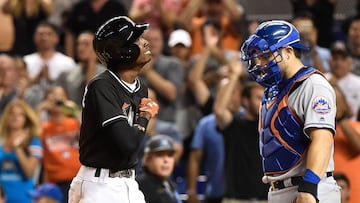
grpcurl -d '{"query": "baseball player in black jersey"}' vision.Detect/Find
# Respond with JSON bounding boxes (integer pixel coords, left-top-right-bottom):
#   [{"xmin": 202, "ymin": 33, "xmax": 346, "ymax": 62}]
[{"xmin": 68, "ymin": 16, "xmax": 159, "ymax": 203}]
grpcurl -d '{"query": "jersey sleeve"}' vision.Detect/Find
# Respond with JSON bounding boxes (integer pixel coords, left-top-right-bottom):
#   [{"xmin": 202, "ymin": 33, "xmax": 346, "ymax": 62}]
[{"xmin": 289, "ymin": 74, "xmax": 336, "ymax": 137}]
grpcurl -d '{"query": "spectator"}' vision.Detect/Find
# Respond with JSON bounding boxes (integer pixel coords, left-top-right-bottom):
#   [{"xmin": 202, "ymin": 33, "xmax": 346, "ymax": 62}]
[
  {"xmin": 141, "ymin": 25, "xmax": 184, "ymax": 123},
  {"xmin": 167, "ymin": 29, "xmax": 196, "ymax": 140},
  {"xmin": 214, "ymin": 78, "xmax": 269, "ymax": 203},
  {"xmin": 213, "ymin": 57, "xmax": 268, "ymax": 202},
  {"xmin": 177, "ymin": 0, "xmax": 244, "ymax": 56},
  {"xmin": 136, "ymin": 135, "xmax": 182, "ymax": 203},
  {"xmin": 0, "ymin": 100, "xmax": 43, "ymax": 203},
  {"xmin": 343, "ymin": 15, "xmax": 360, "ymax": 76},
  {"xmin": 28, "ymin": 183, "xmax": 63, "ymax": 203},
  {"xmin": 331, "ymin": 84, "xmax": 360, "ymax": 203},
  {"xmin": 55, "ymin": 31, "xmax": 105, "ymax": 107},
  {"xmin": 187, "ymin": 113, "xmax": 225, "ymax": 203},
  {"xmin": 24, "ymin": 22, "xmax": 75, "ymax": 86},
  {"xmin": 128, "ymin": 0, "xmax": 185, "ymax": 55},
  {"xmin": 64, "ymin": 0, "xmax": 127, "ymax": 58},
  {"xmin": 179, "ymin": 19, "xmax": 240, "ymax": 139},
  {"xmin": 334, "ymin": 173, "xmax": 351, "ymax": 203},
  {"xmin": 2, "ymin": 0, "xmax": 53, "ymax": 56},
  {"xmin": 325, "ymin": 40, "xmax": 360, "ymax": 120},
  {"xmin": 168, "ymin": 29, "xmax": 193, "ymax": 70},
  {"xmin": 39, "ymin": 86, "xmax": 81, "ymax": 202},
  {"xmin": 0, "ymin": 54, "xmax": 18, "ymax": 116},
  {"xmin": 23, "ymin": 22, "xmax": 75, "ymax": 107},
  {"xmin": 47, "ymin": 0, "xmax": 78, "ymax": 27},
  {"xmin": 292, "ymin": 14, "xmax": 330, "ymax": 73},
  {"xmin": 290, "ymin": 0, "xmax": 336, "ymax": 48},
  {"xmin": 0, "ymin": 0, "xmax": 14, "ymax": 53}
]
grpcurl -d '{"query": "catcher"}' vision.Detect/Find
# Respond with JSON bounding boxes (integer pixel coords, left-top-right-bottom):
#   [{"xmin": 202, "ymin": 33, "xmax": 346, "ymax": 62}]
[
  {"xmin": 68, "ymin": 16, "xmax": 159, "ymax": 203},
  {"xmin": 241, "ymin": 20, "xmax": 340, "ymax": 203}
]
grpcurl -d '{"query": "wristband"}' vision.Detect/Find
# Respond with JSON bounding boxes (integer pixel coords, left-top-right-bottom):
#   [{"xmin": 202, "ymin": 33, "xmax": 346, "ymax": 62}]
[
  {"xmin": 298, "ymin": 169, "xmax": 320, "ymax": 202},
  {"xmin": 298, "ymin": 179, "xmax": 319, "ymax": 203},
  {"xmin": 303, "ymin": 169, "xmax": 320, "ymax": 184}
]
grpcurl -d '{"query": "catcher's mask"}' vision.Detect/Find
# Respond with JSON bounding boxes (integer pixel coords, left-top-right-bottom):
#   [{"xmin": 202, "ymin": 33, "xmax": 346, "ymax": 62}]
[{"xmin": 241, "ymin": 20, "xmax": 309, "ymax": 88}]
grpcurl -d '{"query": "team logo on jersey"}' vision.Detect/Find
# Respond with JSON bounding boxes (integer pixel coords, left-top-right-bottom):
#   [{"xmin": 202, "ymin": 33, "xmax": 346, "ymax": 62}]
[
  {"xmin": 122, "ymin": 102, "xmax": 130, "ymax": 111},
  {"xmin": 122, "ymin": 102, "xmax": 134, "ymax": 125},
  {"xmin": 312, "ymin": 96, "xmax": 331, "ymax": 114}
]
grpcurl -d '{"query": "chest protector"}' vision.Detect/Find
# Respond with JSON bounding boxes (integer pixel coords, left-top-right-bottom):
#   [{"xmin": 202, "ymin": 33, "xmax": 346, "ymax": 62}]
[{"xmin": 260, "ymin": 67, "xmax": 318, "ymax": 175}]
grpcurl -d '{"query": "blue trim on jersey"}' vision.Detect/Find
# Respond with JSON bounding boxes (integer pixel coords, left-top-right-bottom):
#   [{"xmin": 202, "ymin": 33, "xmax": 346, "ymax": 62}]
[{"xmin": 0, "ymin": 136, "xmax": 42, "ymax": 203}]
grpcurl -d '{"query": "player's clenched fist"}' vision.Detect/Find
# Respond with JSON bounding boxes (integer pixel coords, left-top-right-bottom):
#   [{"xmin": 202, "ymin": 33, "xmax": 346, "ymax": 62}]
[{"xmin": 139, "ymin": 98, "xmax": 159, "ymax": 118}]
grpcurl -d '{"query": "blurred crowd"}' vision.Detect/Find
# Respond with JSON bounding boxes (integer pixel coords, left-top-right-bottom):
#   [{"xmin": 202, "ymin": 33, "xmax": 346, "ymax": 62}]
[{"xmin": 0, "ymin": 0, "xmax": 360, "ymax": 203}]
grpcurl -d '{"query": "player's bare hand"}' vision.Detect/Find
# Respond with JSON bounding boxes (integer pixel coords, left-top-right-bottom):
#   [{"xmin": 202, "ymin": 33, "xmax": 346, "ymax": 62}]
[
  {"xmin": 203, "ymin": 24, "xmax": 219, "ymax": 49},
  {"xmin": 228, "ymin": 53, "xmax": 243, "ymax": 77},
  {"xmin": 13, "ymin": 128, "xmax": 29, "ymax": 148},
  {"xmin": 139, "ymin": 98, "xmax": 159, "ymax": 118}
]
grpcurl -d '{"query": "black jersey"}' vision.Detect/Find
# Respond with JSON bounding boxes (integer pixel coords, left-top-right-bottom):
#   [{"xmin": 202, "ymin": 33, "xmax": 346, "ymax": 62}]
[{"xmin": 79, "ymin": 70, "xmax": 148, "ymax": 170}]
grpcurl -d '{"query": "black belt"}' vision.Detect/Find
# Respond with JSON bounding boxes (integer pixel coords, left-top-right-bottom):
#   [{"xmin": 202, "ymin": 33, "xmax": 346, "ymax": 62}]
[
  {"xmin": 94, "ymin": 168, "xmax": 133, "ymax": 178},
  {"xmin": 270, "ymin": 172, "xmax": 333, "ymax": 191}
]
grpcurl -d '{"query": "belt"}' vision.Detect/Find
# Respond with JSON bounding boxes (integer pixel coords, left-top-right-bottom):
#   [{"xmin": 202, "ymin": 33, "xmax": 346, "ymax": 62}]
[
  {"xmin": 94, "ymin": 168, "xmax": 133, "ymax": 178},
  {"xmin": 270, "ymin": 172, "xmax": 333, "ymax": 191}
]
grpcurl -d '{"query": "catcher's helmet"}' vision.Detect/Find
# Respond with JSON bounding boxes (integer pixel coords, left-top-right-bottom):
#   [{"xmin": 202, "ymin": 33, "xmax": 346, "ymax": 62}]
[
  {"xmin": 93, "ymin": 16, "xmax": 149, "ymax": 69},
  {"xmin": 240, "ymin": 20, "xmax": 308, "ymax": 88}
]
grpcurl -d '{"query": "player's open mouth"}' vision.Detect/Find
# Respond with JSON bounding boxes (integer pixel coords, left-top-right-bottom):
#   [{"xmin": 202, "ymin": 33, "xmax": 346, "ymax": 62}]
[{"xmin": 144, "ymin": 50, "xmax": 151, "ymax": 55}]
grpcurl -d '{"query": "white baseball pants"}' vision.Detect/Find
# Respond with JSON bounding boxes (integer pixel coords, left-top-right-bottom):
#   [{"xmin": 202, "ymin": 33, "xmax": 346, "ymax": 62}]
[{"xmin": 68, "ymin": 165, "xmax": 146, "ymax": 203}]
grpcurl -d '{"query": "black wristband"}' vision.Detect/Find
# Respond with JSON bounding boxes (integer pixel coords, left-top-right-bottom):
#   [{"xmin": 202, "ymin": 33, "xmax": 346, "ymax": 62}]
[
  {"xmin": 298, "ymin": 180, "xmax": 319, "ymax": 203},
  {"xmin": 136, "ymin": 117, "xmax": 149, "ymax": 129}
]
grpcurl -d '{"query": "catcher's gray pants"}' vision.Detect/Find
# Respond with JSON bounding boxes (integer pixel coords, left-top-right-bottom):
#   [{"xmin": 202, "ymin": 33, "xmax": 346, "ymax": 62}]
[{"xmin": 268, "ymin": 176, "xmax": 340, "ymax": 203}]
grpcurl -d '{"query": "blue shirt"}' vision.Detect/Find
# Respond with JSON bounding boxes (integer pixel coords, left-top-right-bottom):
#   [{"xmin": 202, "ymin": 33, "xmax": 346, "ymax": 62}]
[
  {"xmin": 0, "ymin": 136, "xmax": 43, "ymax": 203},
  {"xmin": 191, "ymin": 114, "xmax": 225, "ymax": 198}
]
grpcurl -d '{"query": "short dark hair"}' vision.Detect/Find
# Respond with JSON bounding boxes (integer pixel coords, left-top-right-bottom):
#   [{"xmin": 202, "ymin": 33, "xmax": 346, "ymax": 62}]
[
  {"xmin": 334, "ymin": 172, "xmax": 350, "ymax": 187},
  {"xmin": 36, "ymin": 21, "xmax": 60, "ymax": 35},
  {"xmin": 201, "ymin": 18, "xmax": 222, "ymax": 34},
  {"xmin": 241, "ymin": 81, "xmax": 262, "ymax": 99}
]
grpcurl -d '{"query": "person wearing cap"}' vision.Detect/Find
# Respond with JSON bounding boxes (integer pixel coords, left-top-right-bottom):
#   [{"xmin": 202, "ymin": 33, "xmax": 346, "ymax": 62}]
[
  {"xmin": 168, "ymin": 29, "xmax": 192, "ymax": 70},
  {"xmin": 241, "ymin": 20, "xmax": 339, "ymax": 203},
  {"xmin": 136, "ymin": 135, "xmax": 181, "ymax": 203},
  {"xmin": 325, "ymin": 40, "xmax": 360, "ymax": 121},
  {"xmin": 28, "ymin": 183, "xmax": 63, "ymax": 203},
  {"xmin": 68, "ymin": 16, "xmax": 159, "ymax": 203}
]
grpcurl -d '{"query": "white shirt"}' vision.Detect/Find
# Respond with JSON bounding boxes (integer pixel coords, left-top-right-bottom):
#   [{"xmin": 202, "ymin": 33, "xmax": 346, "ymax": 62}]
[{"xmin": 24, "ymin": 52, "xmax": 75, "ymax": 81}]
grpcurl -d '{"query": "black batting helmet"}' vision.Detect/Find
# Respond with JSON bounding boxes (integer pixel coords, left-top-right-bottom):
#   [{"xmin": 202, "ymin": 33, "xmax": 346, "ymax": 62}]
[{"xmin": 93, "ymin": 16, "xmax": 149, "ymax": 69}]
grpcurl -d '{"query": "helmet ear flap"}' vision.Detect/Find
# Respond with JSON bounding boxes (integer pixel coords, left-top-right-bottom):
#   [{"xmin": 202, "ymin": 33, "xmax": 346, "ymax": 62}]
[{"xmin": 117, "ymin": 43, "xmax": 140, "ymax": 64}]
